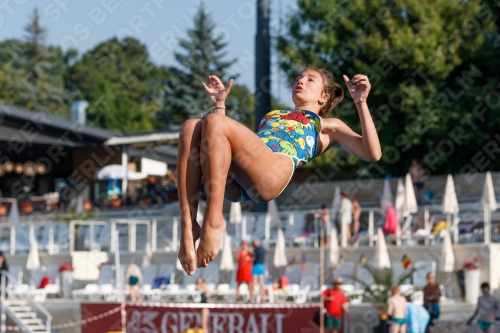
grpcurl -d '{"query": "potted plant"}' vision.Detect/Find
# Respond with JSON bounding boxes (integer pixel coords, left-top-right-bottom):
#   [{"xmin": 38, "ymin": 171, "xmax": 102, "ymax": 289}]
[
  {"xmin": 462, "ymin": 256, "xmax": 483, "ymax": 304},
  {"xmin": 349, "ymin": 265, "xmax": 417, "ymax": 330}
]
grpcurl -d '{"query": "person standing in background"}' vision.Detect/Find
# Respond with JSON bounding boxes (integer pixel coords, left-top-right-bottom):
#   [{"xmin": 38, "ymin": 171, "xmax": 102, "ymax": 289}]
[
  {"xmin": 126, "ymin": 263, "xmax": 142, "ymax": 302},
  {"xmin": 338, "ymin": 193, "xmax": 352, "ymax": 246},
  {"xmin": 466, "ymin": 282, "xmax": 500, "ymax": 333},
  {"xmin": 322, "ymin": 278, "xmax": 350, "ymax": 333},
  {"xmin": 351, "ymin": 198, "xmax": 362, "ymax": 246},
  {"xmin": 316, "ymin": 204, "xmax": 331, "ymax": 245},
  {"xmin": 423, "ymin": 273, "xmax": 441, "ymax": 333},
  {"xmin": 250, "ymin": 240, "xmax": 266, "ymax": 303},
  {"xmin": 409, "ymin": 159, "xmax": 426, "ymax": 206},
  {"xmin": 235, "ymin": 240, "xmax": 253, "ymax": 301},
  {"xmin": 196, "ymin": 277, "xmax": 211, "ymax": 332},
  {"xmin": 387, "ymin": 285, "xmax": 408, "ymax": 333}
]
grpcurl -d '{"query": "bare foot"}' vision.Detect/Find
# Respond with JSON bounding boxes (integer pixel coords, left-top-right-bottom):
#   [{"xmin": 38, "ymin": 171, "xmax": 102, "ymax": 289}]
[
  {"xmin": 178, "ymin": 221, "xmax": 201, "ymax": 275},
  {"xmin": 196, "ymin": 217, "xmax": 226, "ymax": 268}
]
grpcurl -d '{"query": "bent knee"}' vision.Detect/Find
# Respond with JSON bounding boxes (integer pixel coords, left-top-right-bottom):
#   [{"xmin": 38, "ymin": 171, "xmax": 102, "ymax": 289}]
[
  {"xmin": 180, "ymin": 119, "xmax": 202, "ymax": 136},
  {"xmin": 203, "ymin": 113, "xmax": 227, "ymax": 132}
]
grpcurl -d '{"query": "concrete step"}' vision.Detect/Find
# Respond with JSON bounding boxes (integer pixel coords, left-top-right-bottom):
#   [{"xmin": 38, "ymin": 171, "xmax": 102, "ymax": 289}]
[
  {"xmin": 15, "ymin": 312, "xmax": 38, "ymax": 318},
  {"xmin": 8, "ymin": 306, "xmax": 32, "ymax": 312},
  {"xmin": 21, "ymin": 318, "xmax": 43, "ymax": 325}
]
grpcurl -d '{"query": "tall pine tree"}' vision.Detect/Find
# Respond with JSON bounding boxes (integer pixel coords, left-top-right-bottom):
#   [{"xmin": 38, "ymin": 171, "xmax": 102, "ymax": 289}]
[
  {"xmin": 157, "ymin": 4, "xmax": 252, "ymax": 126},
  {"xmin": 3, "ymin": 8, "xmax": 72, "ymax": 116}
]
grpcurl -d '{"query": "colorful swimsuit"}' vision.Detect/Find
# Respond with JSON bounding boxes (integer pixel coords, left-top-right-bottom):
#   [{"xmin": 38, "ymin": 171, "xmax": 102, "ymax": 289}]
[
  {"xmin": 257, "ymin": 110, "xmax": 322, "ymax": 169},
  {"xmin": 236, "ymin": 110, "xmax": 322, "ymax": 202}
]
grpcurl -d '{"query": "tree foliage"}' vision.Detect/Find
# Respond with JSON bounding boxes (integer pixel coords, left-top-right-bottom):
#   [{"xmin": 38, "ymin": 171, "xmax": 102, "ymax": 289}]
[
  {"xmin": 0, "ymin": 8, "xmax": 73, "ymax": 116},
  {"xmin": 278, "ymin": 0, "xmax": 499, "ymax": 177},
  {"xmin": 67, "ymin": 37, "xmax": 169, "ymax": 132},
  {"xmin": 156, "ymin": 4, "xmax": 253, "ymax": 127}
]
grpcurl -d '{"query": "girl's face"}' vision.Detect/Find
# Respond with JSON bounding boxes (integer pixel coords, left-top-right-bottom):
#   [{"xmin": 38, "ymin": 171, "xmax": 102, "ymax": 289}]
[{"xmin": 292, "ymin": 69, "xmax": 329, "ymax": 109}]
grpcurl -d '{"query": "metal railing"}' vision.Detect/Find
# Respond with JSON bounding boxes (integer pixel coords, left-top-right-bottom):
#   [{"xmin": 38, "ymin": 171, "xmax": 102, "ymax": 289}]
[
  {"xmin": 0, "ymin": 203, "xmax": 499, "ymax": 254},
  {"xmin": 0, "ymin": 270, "xmax": 52, "ymax": 333}
]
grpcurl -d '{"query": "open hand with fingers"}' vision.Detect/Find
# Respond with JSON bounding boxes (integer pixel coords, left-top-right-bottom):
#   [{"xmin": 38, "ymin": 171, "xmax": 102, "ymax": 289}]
[
  {"xmin": 343, "ymin": 74, "xmax": 371, "ymax": 104},
  {"xmin": 202, "ymin": 75, "xmax": 233, "ymax": 106}
]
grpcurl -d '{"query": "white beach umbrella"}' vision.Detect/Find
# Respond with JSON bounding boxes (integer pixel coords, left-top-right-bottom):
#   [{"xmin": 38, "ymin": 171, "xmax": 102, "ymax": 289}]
[
  {"xmin": 394, "ymin": 179, "xmax": 405, "ymax": 213},
  {"xmin": 441, "ymin": 174, "xmax": 459, "ymax": 215},
  {"xmin": 229, "ymin": 202, "xmax": 242, "ymax": 224},
  {"xmin": 220, "ymin": 234, "xmax": 235, "ymax": 271},
  {"xmin": 26, "ymin": 228, "xmax": 40, "ymax": 270},
  {"xmin": 265, "ymin": 200, "xmax": 281, "ymax": 225},
  {"xmin": 265, "ymin": 200, "xmax": 280, "ymax": 241},
  {"xmin": 329, "ymin": 230, "xmax": 340, "ymax": 268},
  {"xmin": 481, "ymin": 171, "xmax": 497, "ymax": 212},
  {"xmin": 94, "ymin": 164, "xmax": 146, "ymax": 180},
  {"xmin": 7, "ymin": 199, "xmax": 20, "ymax": 227},
  {"xmin": 380, "ymin": 178, "xmax": 394, "ymax": 212},
  {"xmin": 273, "ymin": 229, "xmax": 287, "ymax": 268},
  {"xmin": 374, "ymin": 228, "xmax": 391, "ymax": 269},
  {"xmin": 142, "ymin": 242, "xmax": 153, "ymax": 267},
  {"xmin": 404, "ymin": 173, "xmax": 418, "ymax": 217},
  {"xmin": 439, "ymin": 229, "xmax": 455, "ymax": 272},
  {"xmin": 330, "ymin": 187, "xmax": 341, "ymax": 223}
]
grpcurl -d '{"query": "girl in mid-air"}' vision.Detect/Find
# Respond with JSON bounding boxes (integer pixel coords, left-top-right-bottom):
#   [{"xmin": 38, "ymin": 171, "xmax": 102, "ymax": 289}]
[{"xmin": 177, "ymin": 65, "xmax": 382, "ymax": 274}]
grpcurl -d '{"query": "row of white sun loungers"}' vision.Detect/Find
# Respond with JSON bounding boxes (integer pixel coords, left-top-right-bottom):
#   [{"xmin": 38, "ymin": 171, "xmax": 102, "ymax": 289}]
[
  {"xmin": 69, "ymin": 259, "xmax": 443, "ymax": 305},
  {"xmin": 4, "ymin": 265, "xmax": 61, "ymax": 301}
]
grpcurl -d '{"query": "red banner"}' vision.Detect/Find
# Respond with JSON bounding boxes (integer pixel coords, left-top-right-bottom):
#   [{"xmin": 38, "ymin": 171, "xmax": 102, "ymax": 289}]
[{"xmin": 82, "ymin": 303, "xmax": 320, "ymax": 333}]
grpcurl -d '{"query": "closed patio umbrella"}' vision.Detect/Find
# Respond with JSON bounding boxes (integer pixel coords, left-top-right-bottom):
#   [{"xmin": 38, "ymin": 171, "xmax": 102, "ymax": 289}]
[
  {"xmin": 26, "ymin": 228, "xmax": 40, "ymax": 270},
  {"xmin": 273, "ymin": 229, "xmax": 287, "ymax": 268},
  {"xmin": 220, "ymin": 234, "xmax": 235, "ymax": 271},
  {"xmin": 329, "ymin": 230, "xmax": 340, "ymax": 269},
  {"xmin": 330, "ymin": 187, "xmax": 341, "ymax": 224},
  {"xmin": 439, "ymin": 229, "xmax": 455, "ymax": 273},
  {"xmin": 374, "ymin": 228, "xmax": 391, "ymax": 270},
  {"xmin": 381, "ymin": 178, "xmax": 393, "ymax": 212},
  {"xmin": 481, "ymin": 171, "xmax": 497, "ymax": 244},
  {"xmin": 7, "ymin": 199, "xmax": 20, "ymax": 227}
]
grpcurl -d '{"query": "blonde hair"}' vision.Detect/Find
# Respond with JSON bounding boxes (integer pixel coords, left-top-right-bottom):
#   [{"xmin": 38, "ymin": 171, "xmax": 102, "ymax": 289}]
[{"xmin": 390, "ymin": 285, "xmax": 400, "ymax": 295}]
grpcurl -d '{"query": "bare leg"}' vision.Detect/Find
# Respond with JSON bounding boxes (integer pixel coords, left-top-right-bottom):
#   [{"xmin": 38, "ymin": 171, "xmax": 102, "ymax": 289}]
[
  {"xmin": 346, "ymin": 224, "xmax": 352, "ymax": 246},
  {"xmin": 236, "ymin": 282, "xmax": 241, "ymax": 301},
  {"xmin": 129, "ymin": 285, "xmax": 134, "ymax": 301},
  {"xmin": 197, "ymin": 114, "xmax": 294, "ymax": 267},
  {"xmin": 201, "ymin": 308, "xmax": 209, "ymax": 332},
  {"xmin": 250, "ymin": 277, "xmax": 256, "ymax": 303},
  {"xmin": 177, "ymin": 119, "xmax": 203, "ymax": 275},
  {"xmin": 259, "ymin": 276, "xmax": 265, "ymax": 303},
  {"xmin": 389, "ymin": 323, "xmax": 401, "ymax": 333},
  {"xmin": 400, "ymin": 323, "xmax": 407, "ymax": 333}
]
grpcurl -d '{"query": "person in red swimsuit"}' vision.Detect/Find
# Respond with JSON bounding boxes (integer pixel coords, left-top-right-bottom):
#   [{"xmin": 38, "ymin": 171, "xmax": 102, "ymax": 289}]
[{"xmin": 236, "ymin": 240, "xmax": 253, "ymax": 301}]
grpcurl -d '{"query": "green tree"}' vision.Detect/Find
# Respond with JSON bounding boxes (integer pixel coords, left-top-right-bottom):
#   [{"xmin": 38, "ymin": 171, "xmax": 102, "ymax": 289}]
[
  {"xmin": 278, "ymin": 0, "xmax": 497, "ymax": 177},
  {"xmin": 67, "ymin": 37, "xmax": 169, "ymax": 132},
  {"xmin": 157, "ymin": 3, "xmax": 252, "ymax": 126},
  {"xmin": 0, "ymin": 9, "xmax": 72, "ymax": 116}
]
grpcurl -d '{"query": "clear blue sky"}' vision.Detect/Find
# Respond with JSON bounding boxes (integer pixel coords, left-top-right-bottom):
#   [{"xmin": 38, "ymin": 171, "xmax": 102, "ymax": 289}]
[{"xmin": 0, "ymin": 0, "xmax": 297, "ymax": 105}]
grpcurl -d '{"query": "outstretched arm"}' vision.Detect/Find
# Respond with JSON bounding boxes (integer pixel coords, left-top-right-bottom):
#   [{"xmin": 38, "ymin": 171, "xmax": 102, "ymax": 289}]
[{"xmin": 325, "ymin": 74, "xmax": 381, "ymax": 161}]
